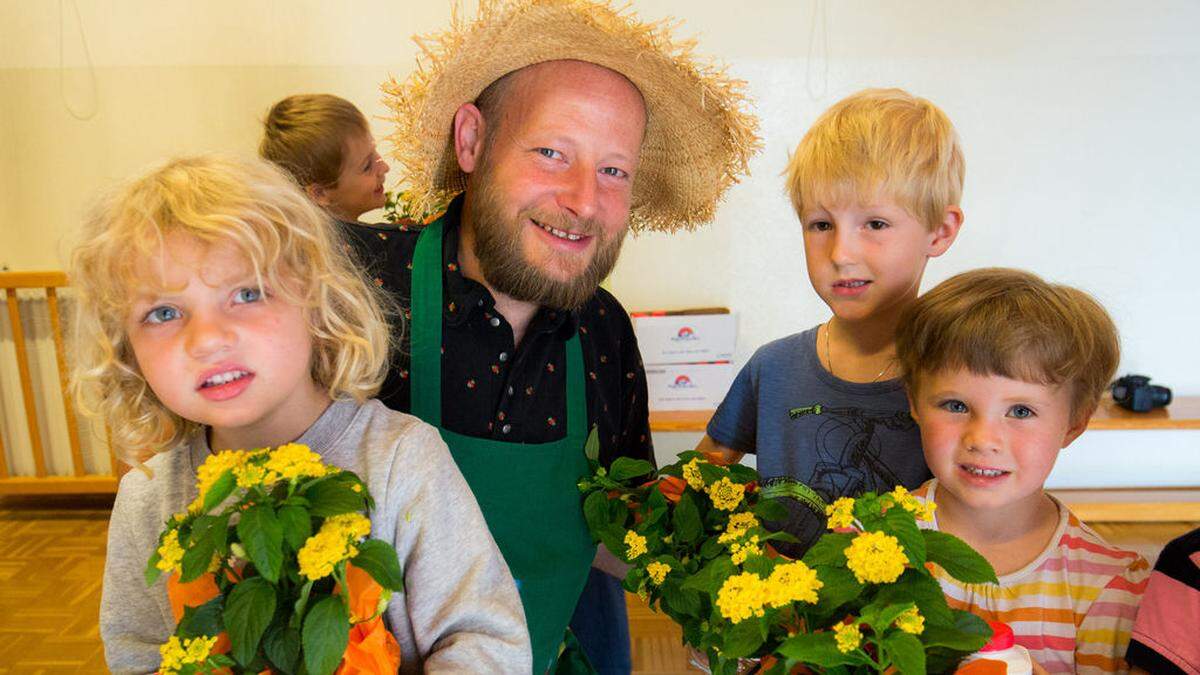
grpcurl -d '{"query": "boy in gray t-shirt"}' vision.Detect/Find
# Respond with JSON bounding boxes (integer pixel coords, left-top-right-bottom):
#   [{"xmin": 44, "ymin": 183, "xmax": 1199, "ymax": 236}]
[{"xmin": 696, "ymin": 88, "xmax": 967, "ymax": 555}]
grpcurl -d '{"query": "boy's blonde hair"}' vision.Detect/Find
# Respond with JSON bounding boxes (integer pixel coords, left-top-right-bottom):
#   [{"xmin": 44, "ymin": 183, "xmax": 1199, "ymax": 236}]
[
  {"xmin": 69, "ymin": 155, "xmax": 393, "ymax": 464},
  {"xmin": 785, "ymin": 88, "xmax": 964, "ymax": 230},
  {"xmin": 896, "ymin": 268, "xmax": 1119, "ymax": 424},
  {"xmin": 259, "ymin": 94, "xmax": 369, "ymax": 188}
]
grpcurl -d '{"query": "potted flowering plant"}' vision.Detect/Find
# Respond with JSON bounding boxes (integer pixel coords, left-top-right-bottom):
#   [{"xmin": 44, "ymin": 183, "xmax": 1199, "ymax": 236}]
[
  {"xmin": 578, "ymin": 441, "xmax": 999, "ymax": 674},
  {"xmin": 144, "ymin": 444, "xmax": 404, "ymax": 675}
]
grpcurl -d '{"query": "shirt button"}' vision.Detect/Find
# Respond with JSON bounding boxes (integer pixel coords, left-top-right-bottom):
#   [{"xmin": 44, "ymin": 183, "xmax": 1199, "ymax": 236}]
[
  {"xmin": 501, "ymin": 424, "xmax": 512, "ymax": 434},
  {"xmin": 498, "ymin": 352, "xmax": 509, "ymax": 362},
  {"xmin": 489, "ymin": 317, "xmax": 501, "ymax": 327},
  {"xmin": 507, "ymin": 386, "xmax": 514, "ymax": 396},
  {"xmin": 477, "ymin": 299, "xmax": 484, "ymax": 307}
]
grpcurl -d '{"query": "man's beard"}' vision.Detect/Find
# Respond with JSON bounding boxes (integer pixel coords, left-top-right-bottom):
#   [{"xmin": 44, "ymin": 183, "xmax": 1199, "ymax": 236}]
[{"xmin": 466, "ymin": 174, "xmax": 626, "ymax": 311}]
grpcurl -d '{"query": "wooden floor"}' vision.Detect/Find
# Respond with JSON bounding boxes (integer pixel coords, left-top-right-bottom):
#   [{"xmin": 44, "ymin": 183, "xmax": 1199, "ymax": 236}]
[{"xmin": 0, "ymin": 497, "xmax": 1193, "ymax": 674}]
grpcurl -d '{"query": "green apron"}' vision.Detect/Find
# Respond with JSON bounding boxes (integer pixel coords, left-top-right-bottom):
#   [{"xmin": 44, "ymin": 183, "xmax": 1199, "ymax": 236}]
[{"xmin": 409, "ymin": 218, "xmax": 596, "ymax": 674}]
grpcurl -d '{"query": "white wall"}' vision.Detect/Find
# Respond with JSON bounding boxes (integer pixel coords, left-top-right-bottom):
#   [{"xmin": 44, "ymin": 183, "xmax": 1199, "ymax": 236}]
[{"xmin": 2, "ymin": 0, "xmax": 1198, "ymax": 396}]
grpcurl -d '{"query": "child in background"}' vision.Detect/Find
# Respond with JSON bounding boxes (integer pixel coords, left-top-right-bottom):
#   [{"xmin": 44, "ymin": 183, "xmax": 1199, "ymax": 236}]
[
  {"xmin": 896, "ymin": 268, "xmax": 1150, "ymax": 674},
  {"xmin": 697, "ymin": 88, "xmax": 964, "ymax": 554},
  {"xmin": 1125, "ymin": 526, "xmax": 1200, "ymax": 674},
  {"xmin": 259, "ymin": 94, "xmax": 394, "ymax": 263},
  {"xmin": 73, "ymin": 155, "xmax": 530, "ymax": 673}
]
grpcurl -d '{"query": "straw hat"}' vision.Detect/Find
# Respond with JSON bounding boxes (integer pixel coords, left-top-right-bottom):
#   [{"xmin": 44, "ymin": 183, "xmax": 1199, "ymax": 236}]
[{"xmin": 382, "ymin": 0, "xmax": 761, "ymax": 232}]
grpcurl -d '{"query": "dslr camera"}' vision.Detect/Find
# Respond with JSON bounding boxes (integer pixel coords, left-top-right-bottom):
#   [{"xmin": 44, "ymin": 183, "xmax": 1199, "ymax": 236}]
[{"xmin": 1110, "ymin": 374, "xmax": 1172, "ymax": 412}]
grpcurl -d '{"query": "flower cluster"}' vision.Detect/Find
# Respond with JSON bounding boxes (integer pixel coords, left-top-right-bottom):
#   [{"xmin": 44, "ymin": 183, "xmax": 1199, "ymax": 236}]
[
  {"xmin": 890, "ymin": 486, "xmax": 936, "ymax": 521},
  {"xmin": 624, "ymin": 530, "xmax": 648, "ymax": 561},
  {"xmin": 298, "ymin": 513, "xmax": 373, "ymax": 581},
  {"xmin": 156, "ymin": 529, "xmax": 186, "ymax": 574},
  {"xmin": 716, "ymin": 560, "xmax": 822, "ymax": 623},
  {"xmin": 764, "ymin": 561, "xmax": 823, "ymax": 607},
  {"xmin": 159, "ymin": 635, "xmax": 218, "ymax": 674},
  {"xmin": 707, "ymin": 477, "xmax": 745, "ymax": 511},
  {"xmin": 895, "ymin": 606, "xmax": 925, "ymax": 635},
  {"xmin": 844, "ymin": 531, "xmax": 908, "ymax": 584},
  {"xmin": 834, "ymin": 622, "xmax": 863, "ymax": 654},
  {"xmin": 825, "ymin": 496, "xmax": 856, "ymax": 529},
  {"xmin": 716, "ymin": 572, "xmax": 769, "ymax": 623},
  {"xmin": 682, "ymin": 458, "xmax": 706, "ymax": 490},
  {"xmin": 646, "ymin": 561, "xmax": 671, "ymax": 585},
  {"xmin": 266, "ymin": 443, "xmax": 331, "ymax": 481}
]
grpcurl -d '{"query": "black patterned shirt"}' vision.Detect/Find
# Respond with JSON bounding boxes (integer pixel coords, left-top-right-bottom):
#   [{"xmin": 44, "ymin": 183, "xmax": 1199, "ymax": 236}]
[{"xmin": 337, "ymin": 198, "xmax": 654, "ymax": 468}]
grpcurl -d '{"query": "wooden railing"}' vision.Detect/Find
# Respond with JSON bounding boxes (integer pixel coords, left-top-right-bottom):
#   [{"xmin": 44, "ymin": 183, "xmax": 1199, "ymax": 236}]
[{"xmin": 0, "ymin": 271, "xmax": 119, "ymax": 495}]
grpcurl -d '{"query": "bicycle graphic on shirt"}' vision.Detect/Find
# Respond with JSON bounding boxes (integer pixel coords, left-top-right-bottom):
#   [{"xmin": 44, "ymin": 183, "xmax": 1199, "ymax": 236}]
[{"xmin": 787, "ymin": 403, "xmax": 917, "ymax": 497}]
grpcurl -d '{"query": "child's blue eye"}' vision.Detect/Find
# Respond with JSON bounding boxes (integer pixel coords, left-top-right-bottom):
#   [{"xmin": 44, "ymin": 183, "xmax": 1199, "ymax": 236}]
[
  {"xmin": 234, "ymin": 287, "xmax": 263, "ymax": 304},
  {"xmin": 939, "ymin": 399, "xmax": 968, "ymax": 413},
  {"xmin": 600, "ymin": 166, "xmax": 629, "ymax": 179},
  {"xmin": 1008, "ymin": 405, "xmax": 1035, "ymax": 419},
  {"xmin": 535, "ymin": 148, "xmax": 563, "ymax": 160},
  {"xmin": 143, "ymin": 306, "xmax": 180, "ymax": 324}
]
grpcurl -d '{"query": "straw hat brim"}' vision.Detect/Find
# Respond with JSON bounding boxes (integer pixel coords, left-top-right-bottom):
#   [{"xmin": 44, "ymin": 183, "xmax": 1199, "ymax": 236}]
[{"xmin": 383, "ymin": 0, "xmax": 761, "ymax": 233}]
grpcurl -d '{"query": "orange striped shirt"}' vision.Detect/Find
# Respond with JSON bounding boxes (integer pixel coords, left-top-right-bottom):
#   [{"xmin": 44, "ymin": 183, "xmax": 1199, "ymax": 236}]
[{"xmin": 914, "ymin": 480, "xmax": 1150, "ymax": 674}]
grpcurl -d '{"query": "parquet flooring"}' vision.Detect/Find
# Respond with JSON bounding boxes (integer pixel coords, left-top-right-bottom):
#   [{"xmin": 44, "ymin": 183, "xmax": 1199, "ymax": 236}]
[{"xmin": 0, "ymin": 496, "xmax": 1191, "ymax": 674}]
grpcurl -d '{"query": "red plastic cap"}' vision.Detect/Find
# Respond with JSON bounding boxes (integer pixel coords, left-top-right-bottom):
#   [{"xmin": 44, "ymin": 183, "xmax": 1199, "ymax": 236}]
[{"xmin": 981, "ymin": 621, "xmax": 1015, "ymax": 651}]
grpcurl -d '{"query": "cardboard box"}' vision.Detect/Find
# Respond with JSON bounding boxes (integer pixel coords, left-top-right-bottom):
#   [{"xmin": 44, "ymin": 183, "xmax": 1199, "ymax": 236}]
[
  {"xmin": 632, "ymin": 311, "xmax": 736, "ymax": 365},
  {"xmin": 645, "ymin": 362, "xmax": 736, "ymax": 411}
]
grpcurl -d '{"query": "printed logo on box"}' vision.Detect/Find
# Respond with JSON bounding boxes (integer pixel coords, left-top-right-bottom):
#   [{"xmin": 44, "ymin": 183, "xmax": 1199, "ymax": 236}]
[
  {"xmin": 669, "ymin": 375, "xmax": 696, "ymax": 389},
  {"xmin": 672, "ymin": 326, "xmax": 698, "ymax": 341}
]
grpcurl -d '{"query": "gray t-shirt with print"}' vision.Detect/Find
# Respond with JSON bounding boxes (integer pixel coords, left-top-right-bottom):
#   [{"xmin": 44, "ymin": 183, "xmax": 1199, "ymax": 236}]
[{"xmin": 707, "ymin": 327, "xmax": 929, "ymax": 552}]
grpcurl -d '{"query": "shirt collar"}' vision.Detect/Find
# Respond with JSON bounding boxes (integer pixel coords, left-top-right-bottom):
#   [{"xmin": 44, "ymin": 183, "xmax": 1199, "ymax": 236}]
[{"xmin": 438, "ymin": 194, "xmax": 578, "ymax": 337}]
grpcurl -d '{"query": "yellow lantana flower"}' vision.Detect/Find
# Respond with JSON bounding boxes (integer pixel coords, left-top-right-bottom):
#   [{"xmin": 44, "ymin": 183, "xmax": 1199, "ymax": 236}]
[
  {"xmin": 234, "ymin": 461, "xmax": 280, "ymax": 490},
  {"xmin": 155, "ymin": 529, "xmax": 185, "ymax": 574},
  {"xmin": 890, "ymin": 486, "xmax": 936, "ymax": 522},
  {"xmin": 716, "ymin": 572, "xmax": 767, "ymax": 624},
  {"xmin": 765, "ymin": 560, "xmax": 823, "ymax": 607},
  {"xmin": 159, "ymin": 635, "xmax": 218, "ymax": 674},
  {"xmin": 707, "ymin": 477, "xmax": 745, "ymax": 511},
  {"xmin": 729, "ymin": 536, "xmax": 762, "ymax": 565},
  {"xmin": 297, "ymin": 512, "xmax": 372, "ymax": 581},
  {"xmin": 682, "ymin": 458, "xmax": 706, "ymax": 490},
  {"xmin": 646, "ymin": 561, "xmax": 671, "ymax": 585},
  {"xmin": 190, "ymin": 449, "xmax": 246, "ymax": 512},
  {"xmin": 266, "ymin": 443, "xmax": 330, "ymax": 482},
  {"xmin": 825, "ymin": 497, "xmax": 856, "ymax": 529},
  {"xmin": 834, "ymin": 622, "xmax": 862, "ymax": 654},
  {"xmin": 624, "ymin": 530, "xmax": 648, "ymax": 561},
  {"xmin": 895, "ymin": 606, "xmax": 925, "ymax": 635},
  {"xmin": 844, "ymin": 531, "xmax": 908, "ymax": 584}
]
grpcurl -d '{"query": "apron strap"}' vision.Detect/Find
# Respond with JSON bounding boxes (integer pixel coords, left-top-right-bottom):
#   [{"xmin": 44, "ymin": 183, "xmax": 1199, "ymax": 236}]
[{"xmin": 410, "ymin": 218, "xmax": 445, "ymax": 426}]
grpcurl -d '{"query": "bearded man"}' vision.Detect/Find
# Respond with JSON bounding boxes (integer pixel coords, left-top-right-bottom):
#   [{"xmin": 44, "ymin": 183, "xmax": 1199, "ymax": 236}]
[{"xmin": 372, "ymin": 1, "xmax": 758, "ymax": 672}]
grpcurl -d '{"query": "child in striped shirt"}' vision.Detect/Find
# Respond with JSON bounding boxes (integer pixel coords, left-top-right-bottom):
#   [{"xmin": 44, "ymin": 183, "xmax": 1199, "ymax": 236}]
[{"xmin": 894, "ymin": 268, "xmax": 1150, "ymax": 674}]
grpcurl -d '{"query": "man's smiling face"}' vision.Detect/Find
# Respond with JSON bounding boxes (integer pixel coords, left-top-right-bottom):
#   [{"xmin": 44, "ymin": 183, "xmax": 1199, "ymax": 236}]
[{"xmin": 463, "ymin": 60, "xmax": 646, "ymax": 310}]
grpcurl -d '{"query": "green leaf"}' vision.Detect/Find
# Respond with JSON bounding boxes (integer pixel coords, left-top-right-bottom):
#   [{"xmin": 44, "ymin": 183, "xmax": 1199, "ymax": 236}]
[
  {"xmin": 752, "ymin": 498, "xmax": 789, "ymax": 522},
  {"xmin": 699, "ymin": 536, "xmax": 724, "ymax": 559},
  {"xmin": 742, "ymin": 555, "xmax": 774, "ymax": 577},
  {"xmin": 179, "ymin": 532, "xmax": 216, "ymax": 583},
  {"xmin": 262, "ymin": 623, "xmax": 301, "ymax": 675},
  {"xmin": 584, "ymin": 426, "xmax": 600, "ymax": 462},
  {"xmin": 225, "ymin": 577, "xmax": 276, "ymax": 666},
  {"xmin": 883, "ymin": 631, "xmax": 926, "ymax": 675},
  {"xmin": 727, "ymin": 464, "xmax": 757, "ymax": 483},
  {"xmin": 682, "ymin": 555, "xmax": 734, "ymax": 595},
  {"xmin": 919, "ymin": 610, "xmax": 991, "ymax": 652},
  {"xmin": 352, "ymin": 539, "xmax": 405, "ymax": 592},
  {"xmin": 811, "ymin": 566, "xmax": 863, "ymax": 617},
  {"xmin": 874, "ymin": 568, "xmax": 953, "ymax": 625},
  {"xmin": 777, "ymin": 632, "xmax": 863, "ymax": 667},
  {"xmin": 609, "ymin": 457, "xmax": 655, "ymax": 482},
  {"xmin": 923, "ymin": 531, "xmax": 998, "ymax": 584},
  {"xmin": 879, "ymin": 506, "xmax": 925, "ymax": 567},
  {"xmin": 697, "ymin": 462, "xmax": 727, "ymax": 485},
  {"xmin": 661, "ymin": 581, "xmax": 701, "ymax": 618},
  {"xmin": 277, "ymin": 505, "xmax": 312, "ymax": 552},
  {"xmin": 238, "ymin": 505, "xmax": 284, "ymax": 583},
  {"xmin": 719, "ymin": 616, "xmax": 765, "ymax": 658},
  {"xmin": 200, "ymin": 469, "xmax": 237, "ymax": 513},
  {"xmin": 178, "ymin": 595, "xmax": 224, "ymax": 638},
  {"xmin": 802, "ymin": 532, "xmax": 853, "ymax": 567},
  {"xmin": 144, "ymin": 550, "xmax": 164, "ymax": 587},
  {"xmin": 673, "ymin": 492, "xmax": 703, "ymax": 544},
  {"xmin": 305, "ymin": 477, "xmax": 367, "ymax": 517},
  {"xmin": 302, "ymin": 595, "xmax": 350, "ymax": 675}
]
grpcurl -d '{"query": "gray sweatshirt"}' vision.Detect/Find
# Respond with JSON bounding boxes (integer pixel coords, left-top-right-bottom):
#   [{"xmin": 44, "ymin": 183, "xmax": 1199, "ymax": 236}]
[{"xmin": 100, "ymin": 398, "xmax": 531, "ymax": 673}]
